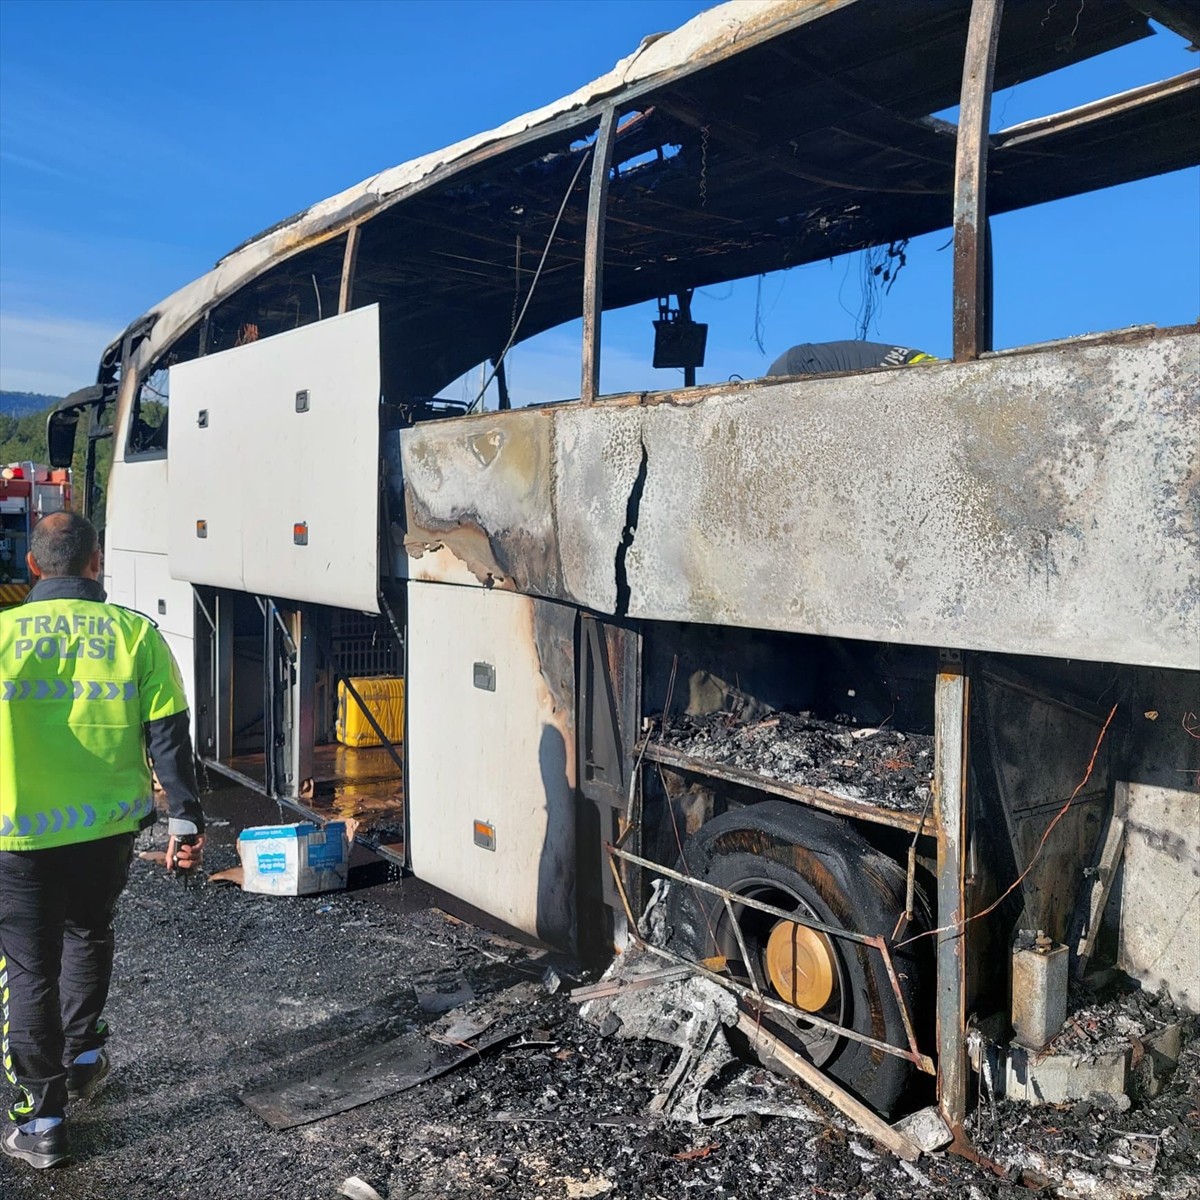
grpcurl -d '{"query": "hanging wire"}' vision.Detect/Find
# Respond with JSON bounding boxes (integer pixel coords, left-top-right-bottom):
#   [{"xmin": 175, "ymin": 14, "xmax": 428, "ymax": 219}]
[
  {"xmin": 511, "ymin": 234, "xmax": 522, "ymax": 339},
  {"xmin": 468, "ymin": 148, "xmax": 593, "ymax": 413},
  {"xmin": 853, "ymin": 239, "xmax": 909, "ymax": 340},
  {"xmin": 896, "ymin": 702, "xmax": 1119, "ymax": 950},
  {"xmin": 752, "ymin": 274, "xmax": 766, "ymax": 354}
]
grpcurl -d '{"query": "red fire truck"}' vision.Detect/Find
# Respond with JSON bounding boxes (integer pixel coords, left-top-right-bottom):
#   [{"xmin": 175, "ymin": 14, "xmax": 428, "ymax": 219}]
[{"xmin": 0, "ymin": 463, "xmax": 72, "ymax": 607}]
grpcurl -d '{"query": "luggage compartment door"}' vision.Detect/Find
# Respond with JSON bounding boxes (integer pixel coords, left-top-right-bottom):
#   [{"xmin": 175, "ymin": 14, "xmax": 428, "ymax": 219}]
[
  {"xmin": 406, "ymin": 580, "xmax": 577, "ymax": 948},
  {"xmin": 168, "ymin": 306, "xmax": 381, "ymax": 612}
]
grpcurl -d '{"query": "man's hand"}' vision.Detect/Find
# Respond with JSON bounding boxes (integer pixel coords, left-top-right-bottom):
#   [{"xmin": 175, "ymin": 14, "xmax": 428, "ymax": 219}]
[{"xmin": 166, "ymin": 834, "xmax": 205, "ymax": 874}]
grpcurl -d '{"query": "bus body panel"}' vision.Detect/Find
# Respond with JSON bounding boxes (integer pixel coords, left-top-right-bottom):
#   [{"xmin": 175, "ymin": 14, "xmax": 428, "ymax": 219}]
[{"xmin": 401, "ymin": 329, "xmax": 1199, "ymax": 671}]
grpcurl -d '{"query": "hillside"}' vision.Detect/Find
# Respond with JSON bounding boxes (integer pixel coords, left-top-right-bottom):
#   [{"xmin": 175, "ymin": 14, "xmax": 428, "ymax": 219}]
[
  {"xmin": 0, "ymin": 400, "xmax": 55, "ymax": 466},
  {"xmin": 0, "ymin": 389, "xmax": 61, "ymax": 417}
]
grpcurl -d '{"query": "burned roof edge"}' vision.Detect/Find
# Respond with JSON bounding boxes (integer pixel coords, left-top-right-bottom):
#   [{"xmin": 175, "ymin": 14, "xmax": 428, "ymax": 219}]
[{"xmin": 120, "ymin": 0, "xmax": 844, "ymax": 371}]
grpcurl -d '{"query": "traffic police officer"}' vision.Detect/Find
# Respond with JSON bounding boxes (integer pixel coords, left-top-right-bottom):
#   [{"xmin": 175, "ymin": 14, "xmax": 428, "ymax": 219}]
[{"xmin": 0, "ymin": 510, "xmax": 205, "ymax": 1169}]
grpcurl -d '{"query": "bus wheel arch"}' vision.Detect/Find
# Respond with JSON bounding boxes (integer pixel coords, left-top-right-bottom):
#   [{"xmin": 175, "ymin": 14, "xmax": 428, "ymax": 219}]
[{"xmin": 662, "ymin": 801, "xmax": 930, "ymax": 1116}]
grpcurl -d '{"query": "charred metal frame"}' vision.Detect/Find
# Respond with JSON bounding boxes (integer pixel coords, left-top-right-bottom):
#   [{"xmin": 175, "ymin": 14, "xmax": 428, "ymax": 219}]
[
  {"xmin": 581, "ymin": 108, "xmax": 618, "ymax": 406},
  {"xmin": 294, "ymin": 0, "xmax": 1195, "ymax": 413},
  {"xmin": 339, "ymin": 225, "xmax": 361, "ymax": 316},
  {"xmin": 87, "ymin": 0, "xmax": 1200, "ymax": 1149},
  {"xmin": 953, "ymin": 0, "xmax": 1003, "ymax": 361},
  {"xmin": 933, "ymin": 650, "xmax": 971, "ymax": 1131},
  {"xmin": 641, "ymin": 740, "xmax": 929, "ymax": 836}
]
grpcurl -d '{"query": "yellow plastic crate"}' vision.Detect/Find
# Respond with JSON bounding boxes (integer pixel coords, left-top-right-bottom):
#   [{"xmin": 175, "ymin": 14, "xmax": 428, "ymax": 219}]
[{"xmin": 336, "ymin": 676, "xmax": 405, "ymax": 748}]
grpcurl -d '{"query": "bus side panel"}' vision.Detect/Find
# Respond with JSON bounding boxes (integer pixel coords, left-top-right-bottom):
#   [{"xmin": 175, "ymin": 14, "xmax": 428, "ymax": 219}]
[
  {"xmin": 107, "ymin": 456, "xmax": 169, "ymax": 555},
  {"xmin": 406, "ymin": 580, "xmax": 577, "ymax": 949}
]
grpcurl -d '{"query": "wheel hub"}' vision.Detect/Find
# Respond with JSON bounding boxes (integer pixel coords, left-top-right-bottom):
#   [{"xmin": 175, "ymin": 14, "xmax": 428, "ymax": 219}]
[{"xmin": 764, "ymin": 918, "xmax": 835, "ymax": 1012}]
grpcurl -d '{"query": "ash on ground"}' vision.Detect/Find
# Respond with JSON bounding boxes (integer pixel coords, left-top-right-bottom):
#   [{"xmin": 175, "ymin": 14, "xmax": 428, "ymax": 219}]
[
  {"xmin": 973, "ymin": 978, "xmax": 1199, "ymax": 1199},
  {"xmin": 1043, "ymin": 981, "xmax": 1190, "ymax": 1062},
  {"xmin": 2, "ymin": 786, "xmax": 1195, "ymax": 1200},
  {"xmin": 654, "ymin": 711, "xmax": 934, "ymax": 813},
  {"xmin": 977, "ymin": 1021, "xmax": 1199, "ymax": 1200}
]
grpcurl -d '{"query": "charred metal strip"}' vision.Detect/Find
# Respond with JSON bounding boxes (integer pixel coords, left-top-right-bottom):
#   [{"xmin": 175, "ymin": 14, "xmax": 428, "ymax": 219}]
[
  {"xmin": 378, "ymin": 590, "xmax": 406, "ymax": 677},
  {"xmin": 721, "ymin": 892, "xmax": 764, "ymax": 995},
  {"xmin": 610, "ymin": 843, "xmax": 882, "ymax": 946},
  {"xmin": 953, "ymin": 0, "xmax": 1004, "ymax": 361},
  {"xmin": 735, "ymin": 1013, "xmax": 923, "ymax": 1161},
  {"xmin": 194, "ymin": 591, "xmax": 216, "ymax": 634},
  {"xmin": 934, "ymin": 650, "xmax": 971, "ymax": 1131},
  {"xmin": 338, "ymin": 225, "xmax": 361, "ymax": 315},
  {"xmin": 581, "ymin": 107, "xmax": 618, "ymax": 406},
  {"xmin": 896, "ymin": 792, "xmax": 933, "ymax": 945},
  {"xmin": 993, "ymin": 69, "xmax": 1200, "ymax": 149},
  {"xmin": 1130, "ymin": 1, "xmax": 1200, "ymax": 47},
  {"xmin": 874, "ymin": 936, "xmax": 924, "ymax": 1068},
  {"xmin": 608, "ymin": 846, "xmax": 933, "ymax": 1071},
  {"xmin": 255, "ymin": 596, "xmax": 297, "ymax": 660},
  {"xmin": 606, "ymin": 844, "xmax": 640, "ymax": 933}
]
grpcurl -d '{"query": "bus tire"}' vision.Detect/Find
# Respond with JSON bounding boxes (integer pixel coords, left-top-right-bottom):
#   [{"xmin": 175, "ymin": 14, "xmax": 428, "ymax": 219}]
[{"xmin": 663, "ymin": 801, "xmax": 927, "ymax": 1116}]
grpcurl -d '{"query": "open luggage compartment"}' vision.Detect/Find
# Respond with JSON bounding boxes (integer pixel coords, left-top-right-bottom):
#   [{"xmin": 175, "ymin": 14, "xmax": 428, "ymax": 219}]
[{"xmin": 194, "ymin": 589, "xmax": 407, "ymax": 861}]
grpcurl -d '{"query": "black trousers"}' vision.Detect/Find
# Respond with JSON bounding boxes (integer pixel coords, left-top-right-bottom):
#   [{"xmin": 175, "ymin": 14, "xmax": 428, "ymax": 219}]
[{"xmin": 0, "ymin": 832, "xmax": 134, "ymax": 1123}]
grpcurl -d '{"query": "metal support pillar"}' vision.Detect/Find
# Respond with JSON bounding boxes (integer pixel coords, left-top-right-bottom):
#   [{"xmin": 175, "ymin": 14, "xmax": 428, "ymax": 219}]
[
  {"xmin": 338, "ymin": 224, "xmax": 361, "ymax": 316},
  {"xmin": 214, "ymin": 592, "xmax": 234, "ymax": 762},
  {"xmin": 581, "ymin": 107, "xmax": 618, "ymax": 405},
  {"xmin": 289, "ymin": 607, "xmax": 315, "ymax": 797},
  {"xmin": 934, "ymin": 649, "xmax": 970, "ymax": 1131},
  {"xmin": 952, "ymin": 0, "xmax": 1003, "ymax": 361}
]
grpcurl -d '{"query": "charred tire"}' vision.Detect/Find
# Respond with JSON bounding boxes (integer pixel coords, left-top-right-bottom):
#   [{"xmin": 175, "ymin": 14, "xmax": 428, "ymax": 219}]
[{"xmin": 663, "ymin": 802, "xmax": 927, "ymax": 1116}]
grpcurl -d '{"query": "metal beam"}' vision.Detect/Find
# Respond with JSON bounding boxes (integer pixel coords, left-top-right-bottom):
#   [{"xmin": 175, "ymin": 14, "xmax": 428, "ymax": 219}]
[
  {"xmin": 953, "ymin": 0, "xmax": 1004, "ymax": 361},
  {"xmin": 992, "ymin": 68, "xmax": 1200, "ymax": 148},
  {"xmin": 934, "ymin": 650, "xmax": 971, "ymax": 1132},
  {"xmin": 1131, "ymin": 1, "xmax": 1200, "ymax": 48},
  {"xmin": 290, "ymin": 607, "xmax": 315, "ymax": 800},
  {"xmin": 338, "ymin": 224, "xmax": 361, "ymax": 315},
  {"xmin": 581, "ymin": 108, "xmax": 618, "ymax": 406}
]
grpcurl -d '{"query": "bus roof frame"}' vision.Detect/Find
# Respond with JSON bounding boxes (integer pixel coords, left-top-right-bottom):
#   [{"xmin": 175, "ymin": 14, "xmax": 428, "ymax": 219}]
[{"xmin": 103, "ymin": 0, "xmax": 1197, "ymax": 391}]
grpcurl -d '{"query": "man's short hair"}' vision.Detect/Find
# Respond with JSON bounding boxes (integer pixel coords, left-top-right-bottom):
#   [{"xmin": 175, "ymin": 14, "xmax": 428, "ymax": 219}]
[{"xmin": 29, "ymin": 511, "xmax": 98, "ymax": 577}]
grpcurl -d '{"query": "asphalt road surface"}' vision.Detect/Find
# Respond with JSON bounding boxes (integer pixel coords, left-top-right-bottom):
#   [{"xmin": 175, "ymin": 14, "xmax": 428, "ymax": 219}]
[{"xmin": 2, "ymin": 786, "xmax": 1196, "ymax": 1199}]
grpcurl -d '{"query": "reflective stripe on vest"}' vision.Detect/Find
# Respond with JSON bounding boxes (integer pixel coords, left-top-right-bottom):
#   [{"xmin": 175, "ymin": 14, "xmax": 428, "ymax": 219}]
[{"xmin": 0, "ymin": 597, "xmax": 188, "ymax": 851}]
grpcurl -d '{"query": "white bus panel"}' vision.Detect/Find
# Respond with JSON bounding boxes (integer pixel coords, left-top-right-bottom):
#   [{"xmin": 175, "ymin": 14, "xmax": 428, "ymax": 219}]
[
  {"xmin": 406, "ymin": 580, "xmax": 577, "ymax": 948},
  {"xmin": 168, "ymin": 305, "xmax": 382, "ymax": 613}
]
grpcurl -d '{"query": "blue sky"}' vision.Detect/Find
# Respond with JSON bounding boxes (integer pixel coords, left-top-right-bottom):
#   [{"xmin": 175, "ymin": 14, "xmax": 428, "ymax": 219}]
[{"xmin": 0, "ymin": 0, "xmax": 1196, "ymax": 398}]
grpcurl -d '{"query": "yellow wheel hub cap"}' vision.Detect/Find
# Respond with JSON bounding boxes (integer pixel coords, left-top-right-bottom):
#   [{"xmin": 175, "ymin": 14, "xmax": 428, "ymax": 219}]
[{"xmin": 765, "ymin": 919, "xmax": 835, "ymax": 1012}]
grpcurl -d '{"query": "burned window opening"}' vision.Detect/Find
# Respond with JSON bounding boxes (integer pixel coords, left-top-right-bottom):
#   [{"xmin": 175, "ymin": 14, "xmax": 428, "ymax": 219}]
[
  {"xmin": 205, "ymin": 234, "xmax": 348, "ymax": 358},
  {"xmin": 125, "ymin": 315, "xmax": 207, "ymax": 461}
]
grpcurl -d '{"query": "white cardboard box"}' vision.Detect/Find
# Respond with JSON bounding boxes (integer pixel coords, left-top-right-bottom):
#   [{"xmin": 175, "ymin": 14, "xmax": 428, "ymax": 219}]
[{"xmin": 238, "ymin": 822, "xmax": 350, "ymax": 895}]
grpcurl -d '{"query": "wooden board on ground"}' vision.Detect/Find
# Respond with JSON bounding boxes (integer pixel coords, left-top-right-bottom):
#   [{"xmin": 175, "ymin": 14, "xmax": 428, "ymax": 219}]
[{"xmin": 735, "ymin": 1012, "xmax": 922, "ymax": 1162}]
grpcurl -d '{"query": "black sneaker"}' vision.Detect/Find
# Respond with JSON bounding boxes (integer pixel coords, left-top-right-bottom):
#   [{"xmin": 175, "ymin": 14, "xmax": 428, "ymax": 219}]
[
  {"xmin": 1, "ymin": 1121, "xmax": 73, "ymax": 1169},
  {"xmin": 66, "ymin": 1048, "xmax": 110, "ymax": 1101}
]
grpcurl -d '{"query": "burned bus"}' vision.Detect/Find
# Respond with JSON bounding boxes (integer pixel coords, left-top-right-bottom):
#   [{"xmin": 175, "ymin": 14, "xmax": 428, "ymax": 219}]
[{"xmin": 49, "ymin": 0, "xmax": 1198, "ymax": 1135}]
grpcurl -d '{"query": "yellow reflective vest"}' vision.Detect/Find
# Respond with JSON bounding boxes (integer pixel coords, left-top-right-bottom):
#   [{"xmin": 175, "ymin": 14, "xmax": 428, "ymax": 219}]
[{"xmin": 0, "ymin": 592, "xmax": 189, "ymax": 850}]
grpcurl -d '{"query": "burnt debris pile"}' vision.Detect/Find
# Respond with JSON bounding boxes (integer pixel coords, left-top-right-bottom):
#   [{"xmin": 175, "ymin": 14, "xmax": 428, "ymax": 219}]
[{"xmin": 654, "ymin": 710, "xmax": 934, "ymax": 813}]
